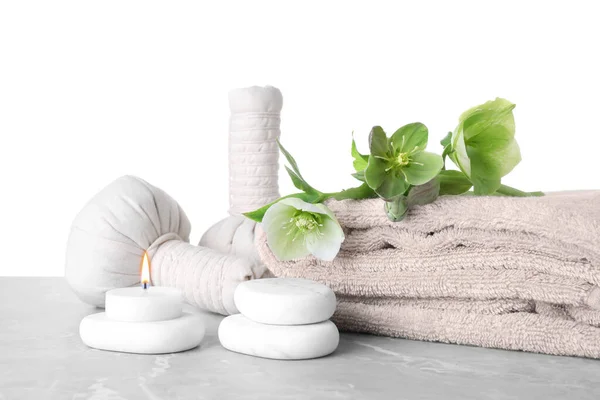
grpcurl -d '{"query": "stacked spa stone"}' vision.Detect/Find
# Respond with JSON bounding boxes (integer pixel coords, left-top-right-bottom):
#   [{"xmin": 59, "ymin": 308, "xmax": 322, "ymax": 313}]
[{"xmin": 218, "ymin": 278, "xmax": 340, "ymax": 360}]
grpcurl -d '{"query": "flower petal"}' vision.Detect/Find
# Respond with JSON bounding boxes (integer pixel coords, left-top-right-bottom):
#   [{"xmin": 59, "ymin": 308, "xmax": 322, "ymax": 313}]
[
  {"xmin": 312, "ymin": 203, "xmax": 338, "ymax": 220},
  {"xmin": 450, "ymin": 128, "xmax": 472, "ymax": 177},
  {"xmin": 369, "ymin": 126, "xmax": 389, "ymax": 157},
  {"xmin": 467, "ymin": 132, "xmax": 521, "ymax": 195},
  {"xmin": 262, "ymin": 202, "xmax": 310, "ymax": 261},
  {"xmin": 403, "ymin": 151, "xmax": 443, "ymax": 186},
  {"xmin": 278, "ymin": 197, "xmax": 329, "ymax": 216},
  {"xmin": 390, "ymin": 122, "xmax": 428, "ymax": 154},
  {"xmin": 306, "ymin": 218, "xmax": 345, "ymax": 261},
  {"xmin": 364, "ymin": 155, "xmax": 388, "ymax": 190},
  {"xmin": 374, "ymin": 174, "xmax": 408, "ymax": 200}
]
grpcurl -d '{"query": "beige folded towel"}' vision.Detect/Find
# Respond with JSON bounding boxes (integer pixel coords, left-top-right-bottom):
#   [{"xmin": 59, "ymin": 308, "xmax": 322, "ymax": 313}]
[{"xmin": 256, "ymin": 191, "xmax": 600, "ymax": 358}]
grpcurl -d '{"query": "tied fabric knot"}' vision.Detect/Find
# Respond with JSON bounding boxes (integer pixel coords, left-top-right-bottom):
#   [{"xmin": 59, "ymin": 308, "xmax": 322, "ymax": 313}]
[{"xmin": 147, "ymin": 232, "xmax": 184, "ymax": 260}]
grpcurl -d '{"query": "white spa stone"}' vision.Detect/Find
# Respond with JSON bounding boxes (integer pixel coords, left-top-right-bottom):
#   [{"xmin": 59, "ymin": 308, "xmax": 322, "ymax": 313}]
[
  {"xmin": 218, "ymin": 314, "xmax": 339, "ymax": 360},
  {"xmin": 80, "ymin": 312, "xmax": 205, "ymax": 354},
  {"xmin": 234, "ymin": 278, "xmax": 336, "ymax": 325},
  {"xmin": 105, "ymin": 287, "xmax": 183, "ymax": 322}
]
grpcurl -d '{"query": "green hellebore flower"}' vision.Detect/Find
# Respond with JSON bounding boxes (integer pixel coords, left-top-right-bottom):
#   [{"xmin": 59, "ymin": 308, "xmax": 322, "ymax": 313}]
[
  {"xmin": 449, "ymin": 98, "xmax": 521, "ymax": 195},
  {"xmin": 262, "ymin": 198, "xmax": 345, "ymax": 261},
  {"xmin": 364, "ymin": 123, "xmax": 443, "ymax": 200}
]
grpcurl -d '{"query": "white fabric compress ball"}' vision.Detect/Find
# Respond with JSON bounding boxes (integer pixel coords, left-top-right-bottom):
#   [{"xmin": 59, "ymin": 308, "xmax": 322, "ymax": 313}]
[{"xmin": 65, "ymin": 175, "xmax": 264, "ymax": 314}]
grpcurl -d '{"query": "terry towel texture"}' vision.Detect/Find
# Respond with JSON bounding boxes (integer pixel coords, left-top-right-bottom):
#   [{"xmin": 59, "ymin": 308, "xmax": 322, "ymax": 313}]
[{"xmin": 256, "ymin": 191, "xmax": 600, "ymax": 358}]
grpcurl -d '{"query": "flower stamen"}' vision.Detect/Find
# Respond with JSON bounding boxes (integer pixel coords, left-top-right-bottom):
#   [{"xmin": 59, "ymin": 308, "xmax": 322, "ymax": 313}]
[{"xmin": 396, "ymin": 152, "xmax": 410, "ymax": 167}]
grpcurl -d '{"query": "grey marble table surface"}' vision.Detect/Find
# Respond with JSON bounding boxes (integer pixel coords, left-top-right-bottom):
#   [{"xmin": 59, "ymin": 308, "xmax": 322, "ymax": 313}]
[{"xmin": 1, "ymin": 278, "xmax": 600, "ymax": 400}]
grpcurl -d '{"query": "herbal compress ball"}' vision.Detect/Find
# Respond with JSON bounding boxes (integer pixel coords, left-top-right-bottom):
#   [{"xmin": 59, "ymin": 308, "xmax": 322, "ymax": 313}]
[
  {"xmin": 200, "ymin": 85, "xmax": 282, "ymax": 264},
  {"xmin": 65, "ymin": 175, "xmax": 264, "ymax": 314}
]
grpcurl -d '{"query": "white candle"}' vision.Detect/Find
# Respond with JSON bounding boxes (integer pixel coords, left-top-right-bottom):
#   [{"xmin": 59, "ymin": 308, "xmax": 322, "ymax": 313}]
[
  {"xmin": 105, "ymin": 287, "xmax": 182, "ymax": 322},
  {"xmin": 105, "ymin": 252, "xmax": 183, "ymax": 321}
]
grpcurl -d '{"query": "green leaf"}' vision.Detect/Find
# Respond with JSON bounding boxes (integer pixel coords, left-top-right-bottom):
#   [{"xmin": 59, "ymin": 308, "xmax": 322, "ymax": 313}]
[
  {"xmin": 375, "ymin": 175, "xmax": 409, "ymax": 201},
  {"xmin": 278, "ymin": 140, "xmax": 323, "ymax": 195},
  {"xmin": 407, "ymin": 178, "xmax": 440, "ymax": 207},
  {"xmin": 333, "ymin": 183, "xmax": 377, "ymax": 201},
  {"xmin": 440, "ymin": 131, "xmax": 453, "ymax": 168},
  {"xmin": 364, "ymin": 155, "xmax": 388, "ymax": 190},
  {"xmin": 285, "ymin": 166, "xmax": 317, "ymax": 194},
  {"xmin": 437, "ymin": 170, "xmax": 472, "ymax": 195},
  {"xmin": 390, "ymin": 122, "xmax": 428, "ymax": 154},
  {"xmin": 402, "ymin": 151, "xmax": 443, "ymax": 186},
  {"xmin": 351, "ymin": 134, "xmax": 369, "ymax": 172},
  {"xmin": 495, "ymin": 184, "xmax": 544, "ymax": 197},
  {"xmin": 352, "ymin": 170, "xmax": 366, "ymax": 182},
  {"xmin": 440, "ymin": 131, "xmax": 452, "ymax": 148},
  {"xmin": 369, "ymin": 126, "xmax": 389, "ymax": 157},
  {"xmin": 277, "ymin": 140, "xmax": 304, "ymax": 179}
]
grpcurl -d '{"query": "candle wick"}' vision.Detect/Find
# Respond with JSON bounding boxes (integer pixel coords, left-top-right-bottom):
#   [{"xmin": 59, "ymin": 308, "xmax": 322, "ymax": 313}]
[{"xmin": 142, "ymin": 282, "xmax": 148, "ymax": 290}]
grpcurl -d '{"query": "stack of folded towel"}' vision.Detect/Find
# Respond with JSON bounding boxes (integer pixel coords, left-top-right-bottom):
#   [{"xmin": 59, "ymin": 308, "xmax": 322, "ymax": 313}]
[{"xmin": 256, "ymin": 191, "xmax": 600, "ymax": 358}]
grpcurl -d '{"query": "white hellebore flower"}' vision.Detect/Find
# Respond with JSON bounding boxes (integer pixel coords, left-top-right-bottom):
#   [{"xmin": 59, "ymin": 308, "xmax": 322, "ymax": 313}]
[{"xmin": 262, "ymin": 198, "xmax": 345, "ymax": 261}]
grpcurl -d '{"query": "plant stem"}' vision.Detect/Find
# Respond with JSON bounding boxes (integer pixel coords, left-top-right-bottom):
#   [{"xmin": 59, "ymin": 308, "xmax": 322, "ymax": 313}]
[{"xmin": 496, "ymin": 184, "xmax": 544, "ymax": 197}]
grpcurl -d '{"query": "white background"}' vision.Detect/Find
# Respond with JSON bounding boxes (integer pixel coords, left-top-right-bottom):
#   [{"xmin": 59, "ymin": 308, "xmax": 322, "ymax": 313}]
[{"xmin": 1, "ymin": 1, "xmax": 599, "ymax": 276}]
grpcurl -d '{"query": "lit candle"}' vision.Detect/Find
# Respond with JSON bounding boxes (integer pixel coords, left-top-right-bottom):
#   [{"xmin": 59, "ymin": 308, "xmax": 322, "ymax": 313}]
[
  {"xmin": 79, "ymin": 252, "xmax": 205, "ymax": 354},
  {"xmin": 105, "ymin": 252, "xmax": 182, "ymax": 322}
]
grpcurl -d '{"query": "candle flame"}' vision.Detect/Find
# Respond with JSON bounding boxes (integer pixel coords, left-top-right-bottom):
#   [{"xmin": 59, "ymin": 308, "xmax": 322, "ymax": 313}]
[{"xmin": 140, "ymin": 251, "xmax": 151, "ymax": 288}]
